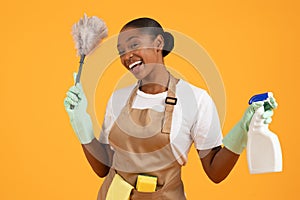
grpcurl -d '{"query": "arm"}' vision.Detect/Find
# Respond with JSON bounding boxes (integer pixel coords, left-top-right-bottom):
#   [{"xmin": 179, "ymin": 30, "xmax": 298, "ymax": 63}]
[
  {"xmin": 199, "ymin": 146, "xmax": 239, "ymax": 183},
  {"xmin": 64, "ymin": 73, "xmax": 113, "ymax": 178},
  {"xmin": 82, "ymin": 139, "xmax": 114, "ymax": 178},
  {"xmin": 198, "ymin": 96, "xmax": 277, "ymax": 183}
]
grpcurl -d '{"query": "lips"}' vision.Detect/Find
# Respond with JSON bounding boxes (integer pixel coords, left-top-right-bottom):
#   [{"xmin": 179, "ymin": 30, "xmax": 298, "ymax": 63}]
[{"xmin": 128, "ymin": 60, "xmax": 143, "ymax": 70}]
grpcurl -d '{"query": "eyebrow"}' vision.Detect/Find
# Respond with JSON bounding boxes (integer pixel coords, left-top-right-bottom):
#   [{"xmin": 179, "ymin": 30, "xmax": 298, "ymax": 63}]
[{"xmin": 117, "ymin": 36, "xmax": 139, "ymax": 47}]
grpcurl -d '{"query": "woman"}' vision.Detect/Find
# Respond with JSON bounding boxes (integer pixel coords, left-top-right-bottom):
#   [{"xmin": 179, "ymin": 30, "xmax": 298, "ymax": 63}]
[{"xmin": 64, "ymin": 18, "xmax": 277, "ymax": 199}]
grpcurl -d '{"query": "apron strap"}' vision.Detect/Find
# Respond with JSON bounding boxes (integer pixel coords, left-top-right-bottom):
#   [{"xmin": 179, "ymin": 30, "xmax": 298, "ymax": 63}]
[
  {"xmin": 126, "ymin": 73, "xmax": 178, "ymax": 134},
  {"xmin": 127, "ymin": 84, "xmax": 139, "ymax": 109},
  {"xmin": 162, "ymin": 74, "xmax": 177, "ymax": 134}
]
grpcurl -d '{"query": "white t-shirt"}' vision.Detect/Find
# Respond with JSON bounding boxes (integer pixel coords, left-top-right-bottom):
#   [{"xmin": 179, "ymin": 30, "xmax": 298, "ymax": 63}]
[{"xmin": 99, "ymin": 79, "xmax": 223, "ymax": 165}]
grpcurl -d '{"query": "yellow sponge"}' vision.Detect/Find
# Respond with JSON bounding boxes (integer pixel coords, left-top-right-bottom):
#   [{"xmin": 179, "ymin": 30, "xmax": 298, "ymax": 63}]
[
  {"xmin": 136, "ymin": 175, "xmax": 157, "ymax": 192},
  {"xmin": 106, "ymin": 174, "xmax": 134, "ymax": 200}
]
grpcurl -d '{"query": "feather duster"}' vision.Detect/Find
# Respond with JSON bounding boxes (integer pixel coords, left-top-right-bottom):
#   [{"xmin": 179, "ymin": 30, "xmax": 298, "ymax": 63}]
[{"xmin": 71, "ymin": 13, "xmax": 108, "ymax": 84}]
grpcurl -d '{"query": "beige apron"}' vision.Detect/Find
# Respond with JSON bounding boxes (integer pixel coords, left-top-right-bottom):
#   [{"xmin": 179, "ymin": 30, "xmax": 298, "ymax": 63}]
[{"xmin": 98, "ymin": 74, "xmax": 186, "ymax": 200}]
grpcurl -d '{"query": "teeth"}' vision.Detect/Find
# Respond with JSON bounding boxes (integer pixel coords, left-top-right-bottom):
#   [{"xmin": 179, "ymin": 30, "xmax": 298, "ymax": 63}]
[{"xmin": 129, "ymin": 61, "xmax": 142, "ymax": 69}]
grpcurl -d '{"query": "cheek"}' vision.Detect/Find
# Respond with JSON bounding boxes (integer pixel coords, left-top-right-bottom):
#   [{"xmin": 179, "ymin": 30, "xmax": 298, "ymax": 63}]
[
  {"xmin": 140, "ymin": 49, "xmax": 157, "ymax": 62},
  {"xmin": 120, "ymin": 56, "xmax": 125, "ymax": 65}
]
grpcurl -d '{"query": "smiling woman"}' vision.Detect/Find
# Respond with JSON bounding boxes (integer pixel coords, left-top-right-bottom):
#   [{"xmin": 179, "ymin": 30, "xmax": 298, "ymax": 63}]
[{"xmin": 63, "ymin": 17, "xmax": 278, "ymax": 200}]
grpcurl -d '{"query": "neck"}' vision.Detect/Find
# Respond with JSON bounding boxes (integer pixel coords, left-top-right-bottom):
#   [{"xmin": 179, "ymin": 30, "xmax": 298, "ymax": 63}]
[{"xmin": 140, "ymin": 64, "xmax": 170, "ymax": 94}]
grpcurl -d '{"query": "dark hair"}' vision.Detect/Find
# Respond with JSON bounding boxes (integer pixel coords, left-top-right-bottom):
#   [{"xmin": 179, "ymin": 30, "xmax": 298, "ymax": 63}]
[{"xmin": 121, "ymin": 17, "xmax": 174, "ymax": 57}]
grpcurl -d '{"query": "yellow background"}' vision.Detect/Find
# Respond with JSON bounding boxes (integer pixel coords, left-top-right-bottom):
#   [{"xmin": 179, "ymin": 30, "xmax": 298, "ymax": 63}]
[{"xmin": 1, "ymin": 0, "xmax": 299, "ymax": 199}]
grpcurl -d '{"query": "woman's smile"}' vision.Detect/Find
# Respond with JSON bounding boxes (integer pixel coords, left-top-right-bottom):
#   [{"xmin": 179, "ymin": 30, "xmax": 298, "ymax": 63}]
[
  {"xmin": 129, "ymin": 60, "xmax": 142, "ymax": 69},
  {"xmin": 129, "ymin": 60, "xmax": 144, "ymax": 74}
]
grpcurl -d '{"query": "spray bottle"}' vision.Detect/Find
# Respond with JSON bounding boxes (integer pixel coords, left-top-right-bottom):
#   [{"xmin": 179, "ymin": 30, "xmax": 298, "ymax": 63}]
[{"xmin": 247, "ymin": 92, "xmax": 283, "ymax": 174}]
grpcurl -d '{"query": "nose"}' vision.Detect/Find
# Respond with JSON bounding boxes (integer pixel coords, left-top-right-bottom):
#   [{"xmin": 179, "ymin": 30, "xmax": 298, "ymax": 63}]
[
  {"xmin": 123, "ymin": 51, "xmax": 133, "ymax": 59},
  {"xmin": 122, "ymin": 51, "xmax": 134, "ymax": 65}
]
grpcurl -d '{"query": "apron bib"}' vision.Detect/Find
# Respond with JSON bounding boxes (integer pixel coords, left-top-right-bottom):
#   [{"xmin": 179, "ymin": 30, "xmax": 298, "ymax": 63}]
[{"xmin": 98, "ymin": 74, "xmax": 186, "ymax": 200}]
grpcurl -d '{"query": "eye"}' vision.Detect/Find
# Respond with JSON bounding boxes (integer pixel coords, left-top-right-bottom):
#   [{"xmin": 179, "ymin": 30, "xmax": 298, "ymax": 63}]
[
  {"xmin": 130, "ymin": 43, "xmax": 139, "ymax": 49},
  {"xmin": 118, "ymin": 49, "xmax": 125, "ymax": 56}
]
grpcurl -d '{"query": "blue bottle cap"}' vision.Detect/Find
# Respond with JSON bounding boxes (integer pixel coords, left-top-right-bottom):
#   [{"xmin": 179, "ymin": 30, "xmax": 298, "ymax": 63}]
[{"xmin": 248, "ymin": 92, "xmax": 270, "ymax": 105}]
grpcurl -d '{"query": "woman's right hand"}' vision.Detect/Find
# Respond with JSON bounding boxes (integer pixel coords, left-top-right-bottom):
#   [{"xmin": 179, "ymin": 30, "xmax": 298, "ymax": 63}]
[{"xmin": 64, "ymin": 73, "xmax": 95, "ymax": 144}]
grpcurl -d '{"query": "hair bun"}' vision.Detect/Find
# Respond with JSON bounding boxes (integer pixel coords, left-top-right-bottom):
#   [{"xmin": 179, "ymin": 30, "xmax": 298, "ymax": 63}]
[{"xmin": 162, "ymin": 32, "xmax": 174, "ymax": 57}]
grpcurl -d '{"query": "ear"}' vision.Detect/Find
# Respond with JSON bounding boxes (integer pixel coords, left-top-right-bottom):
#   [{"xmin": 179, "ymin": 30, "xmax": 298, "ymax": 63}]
[{"xmin": 154, "ymin": 34, "xmax": 164, "ymax": 51}]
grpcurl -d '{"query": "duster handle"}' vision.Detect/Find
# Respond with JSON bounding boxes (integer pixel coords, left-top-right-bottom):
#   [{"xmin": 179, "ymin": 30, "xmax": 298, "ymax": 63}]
[
  {"xmin": 75, "ymin": 54, "xmax": 86, "ymax": 84},
  {"xmin": 70, "ymin": 54, "xmax": 86, "ymax": 109}
]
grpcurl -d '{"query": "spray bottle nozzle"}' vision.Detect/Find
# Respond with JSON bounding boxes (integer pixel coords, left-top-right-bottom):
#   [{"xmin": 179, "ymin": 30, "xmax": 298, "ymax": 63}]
[{"xmin": 248, "ymin": 92, "xmax": 274, "ymax": 111}]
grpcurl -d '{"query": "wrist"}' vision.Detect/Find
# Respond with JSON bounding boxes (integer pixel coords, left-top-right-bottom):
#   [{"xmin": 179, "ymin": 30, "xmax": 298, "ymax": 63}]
[
  {"xmin": 69, "ymin": 111, "xmax": 95, "ymax": 144},
  {"xmin": 222, "ymin": 122, "xmax": 248, "ymax": 154}
]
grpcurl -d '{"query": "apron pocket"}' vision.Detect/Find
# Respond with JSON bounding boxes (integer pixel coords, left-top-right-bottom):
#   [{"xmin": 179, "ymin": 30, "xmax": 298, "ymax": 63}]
[{"xmin": 131, "ymin": 189, "xmax": 162, "ymax": 200}]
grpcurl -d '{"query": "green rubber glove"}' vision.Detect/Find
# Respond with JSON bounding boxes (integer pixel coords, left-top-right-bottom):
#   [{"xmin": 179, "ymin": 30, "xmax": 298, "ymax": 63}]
[
  {"xmin": 64, "ymin": 73, "xmax": 95, "ymax": 144},
  {"xmin": 223, "ymin": 96, "xmax": 278, "ymax": 154}
]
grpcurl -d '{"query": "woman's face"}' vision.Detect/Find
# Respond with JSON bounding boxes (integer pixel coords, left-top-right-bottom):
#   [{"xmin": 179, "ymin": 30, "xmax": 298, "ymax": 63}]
[{"xmin": 117, "ymin": 28, "xmax": 164, "ymax": 80}]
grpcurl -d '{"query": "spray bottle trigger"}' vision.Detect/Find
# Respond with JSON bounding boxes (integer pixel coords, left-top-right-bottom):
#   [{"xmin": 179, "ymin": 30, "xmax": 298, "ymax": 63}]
[{"xmin": 264, "ymin": 101, "xmax": 273, "ymax": 111}]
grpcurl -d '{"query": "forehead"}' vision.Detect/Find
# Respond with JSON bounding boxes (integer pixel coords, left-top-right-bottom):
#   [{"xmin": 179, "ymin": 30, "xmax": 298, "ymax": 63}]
[
  {"xmin": 118, "ymin": 29, "xmax": 140, "ymax": 41},
  {"xmin": 117, "ymin": 28, "xmax": 153, "ymax": 46}
]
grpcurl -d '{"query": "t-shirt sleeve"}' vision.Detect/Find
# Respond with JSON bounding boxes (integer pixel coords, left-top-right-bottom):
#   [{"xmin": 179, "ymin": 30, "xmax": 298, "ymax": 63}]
[
  {"xmin": 190, "ymin": 91, "xmax": 223, "ymax": 151},
  {"xmin": 99, "ymin": 95, "xmax": 114, "ymax": 144}
]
